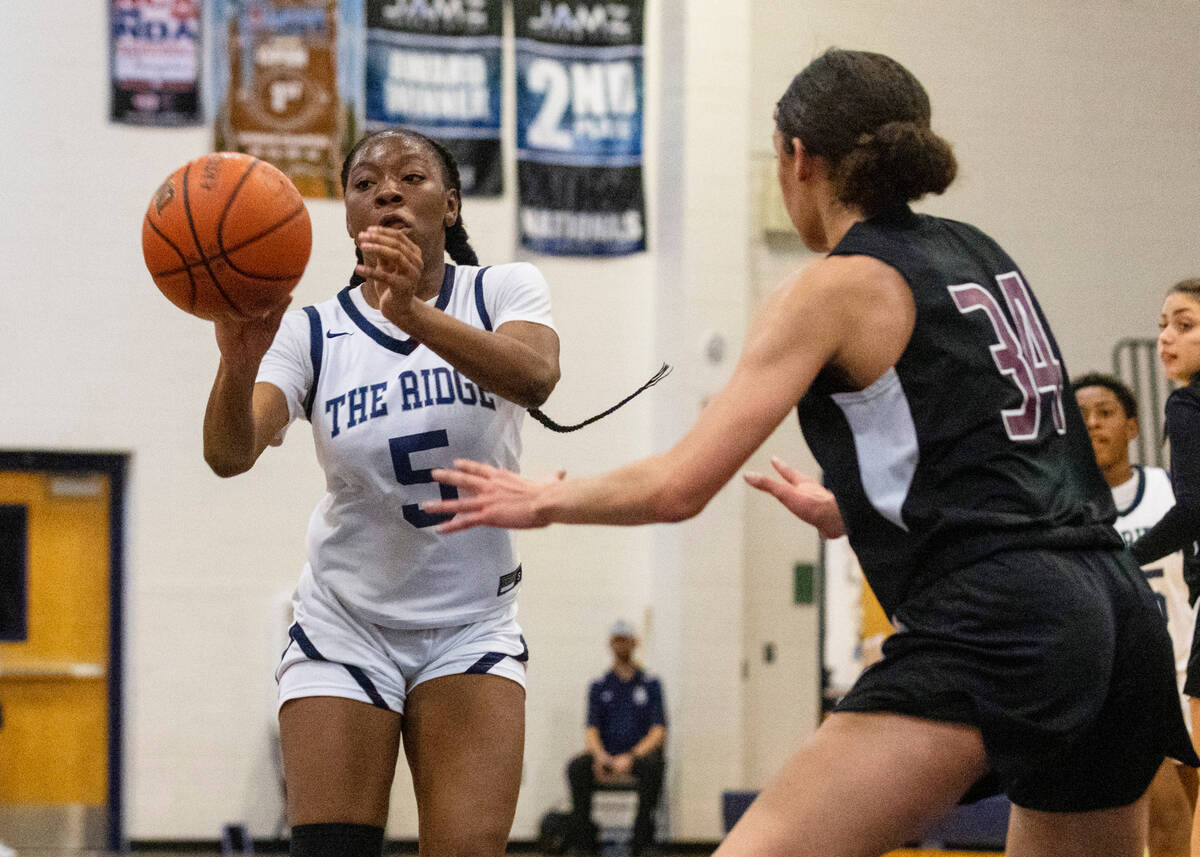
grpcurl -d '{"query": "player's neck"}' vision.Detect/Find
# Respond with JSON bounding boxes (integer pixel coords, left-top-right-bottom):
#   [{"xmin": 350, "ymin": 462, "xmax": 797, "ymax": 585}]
[
  {"xmin": 1104, "ymin": 460, "xmax": 1135, "ymax": 489},
  {"xmin": 812, "ymin": 193, "xmax": 863, "ymax": 252}
]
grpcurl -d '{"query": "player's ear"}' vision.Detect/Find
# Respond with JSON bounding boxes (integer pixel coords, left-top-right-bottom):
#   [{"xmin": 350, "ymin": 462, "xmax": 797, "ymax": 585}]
[
  {"xmin": 444, "ymin": 188, "xmax": 461, "ymax": 227},
  {"xmin": 790, "ymin": 137, "xmax": 815, "ymax": 182},
  {"xmin": 1127, "ymin": 415, "xmax": 1140, "ymax": 442}
]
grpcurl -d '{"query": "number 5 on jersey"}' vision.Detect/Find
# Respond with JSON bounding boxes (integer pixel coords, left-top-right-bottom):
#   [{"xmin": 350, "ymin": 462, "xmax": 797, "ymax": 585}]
[
  {"xmin": 389, "ymin": 431, "xmax": 457, "ymax": 528},
  {"xmin": 949, "ymin": 272, "xmax": 1066, "ymax": 442}
]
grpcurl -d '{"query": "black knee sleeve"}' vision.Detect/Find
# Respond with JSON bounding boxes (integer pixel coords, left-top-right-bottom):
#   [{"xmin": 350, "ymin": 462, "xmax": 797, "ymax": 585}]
[{"xmin": 290, "ymin": 823, "xmax": 384, "ymax": 857}]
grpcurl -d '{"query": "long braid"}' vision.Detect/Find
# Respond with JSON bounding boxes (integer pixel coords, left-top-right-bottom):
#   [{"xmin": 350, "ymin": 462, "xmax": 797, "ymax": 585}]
[
  {"xmin": 445, "ymin": 220, "xmax": 479, "ymax": 266},
  {"xmin": 415, "ymin": 133, "xmax": 479, "ymax": 265},
  {"xmin": 529, "ymin": 363, "xmax": 673, "ymax": 432}
]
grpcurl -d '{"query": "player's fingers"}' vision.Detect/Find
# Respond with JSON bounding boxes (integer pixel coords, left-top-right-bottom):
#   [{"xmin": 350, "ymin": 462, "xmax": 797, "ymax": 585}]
[
  {"xmin": 430, "ymin": 468, "xmax": 488, "ymax": 492},
  {"xmin": 743, "ymin": 471, "xmax": 787, "ymax": 498},
  {"xmin": 362, "ymin": 229, "xmax": 423, "ymax": 267},
  {"xmin": 770, "ymin": 456, "xmax": 807, "ymax": 485},
  {"xmin": 435, "ymin": 512, "xmax": 486, "ymax": 534},
  {"xmin": 450, "ymin": 458, "xmax": 504, "ymax": 478},
  {"xmin": 423, "ymin": 495, "xmax": 482, "ymax": 515}
]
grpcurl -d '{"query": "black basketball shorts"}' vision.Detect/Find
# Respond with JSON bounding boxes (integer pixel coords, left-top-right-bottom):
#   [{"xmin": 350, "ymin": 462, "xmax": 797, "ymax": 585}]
[{"xmin": 836, "ymin": 546, "xmax": 1198, "ymax": 812}]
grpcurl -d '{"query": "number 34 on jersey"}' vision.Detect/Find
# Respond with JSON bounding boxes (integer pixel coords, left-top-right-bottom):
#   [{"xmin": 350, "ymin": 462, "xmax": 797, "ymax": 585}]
[{"xmin": 949, "ymin": 271, "xmax": 1066, "ymax": 442}]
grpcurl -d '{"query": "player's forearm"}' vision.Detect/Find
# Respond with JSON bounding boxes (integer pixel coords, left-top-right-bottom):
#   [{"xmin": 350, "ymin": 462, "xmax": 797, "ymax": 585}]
[
  {"xmin": 535, "ymin": 454, "xmax": 708, "ymax": 527},
  {"xmin": 1132, "ymin": 503, "xmax": 1200, "ymax": 565},
  {"xmin": 203, "ymin": 359, "xmax": 260, "ymax": 477},
  {"xmin": 402, "ymin": 301, "xmax": 559, "ymax": 408}
]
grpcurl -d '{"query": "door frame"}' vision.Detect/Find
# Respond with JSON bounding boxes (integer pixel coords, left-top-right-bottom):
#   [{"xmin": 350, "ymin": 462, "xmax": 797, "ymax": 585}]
[{"xmin": 0, "ymin": 450, "xmax": 127, "ymax": 851}]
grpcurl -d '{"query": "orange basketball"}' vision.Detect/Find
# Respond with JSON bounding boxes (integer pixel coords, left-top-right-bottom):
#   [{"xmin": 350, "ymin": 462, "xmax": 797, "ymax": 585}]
[{"xmin": 142, "ymin": 152, "xmax": 312, "ymax": 320}]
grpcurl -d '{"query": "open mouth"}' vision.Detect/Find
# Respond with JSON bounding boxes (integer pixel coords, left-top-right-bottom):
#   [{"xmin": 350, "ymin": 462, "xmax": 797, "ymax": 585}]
[{"xmin": 380, "ymin": 215, "xmax": 410, "ymax": 230}]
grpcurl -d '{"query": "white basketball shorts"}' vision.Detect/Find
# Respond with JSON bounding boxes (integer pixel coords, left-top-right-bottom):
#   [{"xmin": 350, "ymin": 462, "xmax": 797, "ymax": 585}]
[{"xmin": 276, "ymin": 572, "xmax": 528, "ymax": 713}]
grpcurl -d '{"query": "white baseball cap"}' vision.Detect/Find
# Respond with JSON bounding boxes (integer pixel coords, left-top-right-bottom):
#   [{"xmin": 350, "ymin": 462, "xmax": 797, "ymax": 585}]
[{"xmin": 609, "ymin": 619, "xmax": 636, "ymax": 638}]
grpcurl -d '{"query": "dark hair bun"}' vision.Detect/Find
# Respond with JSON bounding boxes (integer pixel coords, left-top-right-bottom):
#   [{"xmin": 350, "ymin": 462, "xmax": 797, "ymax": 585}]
[{"xmin": 835, "ymin": 120, "xmax": 957, "ymax": 214}]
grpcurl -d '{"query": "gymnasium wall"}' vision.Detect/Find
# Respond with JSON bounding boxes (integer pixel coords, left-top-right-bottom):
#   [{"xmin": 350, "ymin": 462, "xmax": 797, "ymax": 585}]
[{"xmin": 0, "ymin": 0, "xmax": 1197, "ymax": 845}]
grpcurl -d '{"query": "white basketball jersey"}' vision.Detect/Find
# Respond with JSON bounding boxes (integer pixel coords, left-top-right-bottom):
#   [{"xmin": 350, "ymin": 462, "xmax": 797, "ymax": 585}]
[
  {"xmin": 1114, "ymin": 466, "xmax": 1195, "ymax": 713},
  {"xmin": 257, "ymin": 262, "xmax": 555, "ymax": 629}
]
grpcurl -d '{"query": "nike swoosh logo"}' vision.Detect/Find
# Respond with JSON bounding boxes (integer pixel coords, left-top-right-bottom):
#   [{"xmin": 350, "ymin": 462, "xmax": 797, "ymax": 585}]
[{"xmin": 326, "ymin": 331, "xmax": 351, "ymax": 339}]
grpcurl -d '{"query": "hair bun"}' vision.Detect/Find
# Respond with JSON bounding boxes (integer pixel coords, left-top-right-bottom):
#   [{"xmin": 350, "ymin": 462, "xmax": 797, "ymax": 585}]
[{"xmin": 836, "ymin": 121, "xmax": 957, "ymax": 213}]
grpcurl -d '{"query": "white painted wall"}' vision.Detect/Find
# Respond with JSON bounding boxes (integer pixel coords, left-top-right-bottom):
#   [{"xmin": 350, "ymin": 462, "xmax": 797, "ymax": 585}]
[{"xmin": 1, "ymin": 0, "xmax": 1197, "ymax": 845}]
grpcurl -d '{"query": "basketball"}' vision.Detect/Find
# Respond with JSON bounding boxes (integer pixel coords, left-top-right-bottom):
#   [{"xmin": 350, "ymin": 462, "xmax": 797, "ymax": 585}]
[{"xmin": 141, "ymin": 152, "xmax": 312, "ymax": 320}]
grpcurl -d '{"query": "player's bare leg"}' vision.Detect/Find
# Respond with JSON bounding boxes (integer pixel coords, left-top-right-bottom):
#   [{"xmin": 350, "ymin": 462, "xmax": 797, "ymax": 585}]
[
  {"xmin": 403, "ymin": 673, "xmax": 525, "ymax": 857},
  {"xmin": 713, "ymin": 712, "xmax": 989, "ymax": 857},
  {"xmin": 1144, "ymin": 759, "xmax": 1196, "ymax": 857},
  {"xmin": 279, "ymin": 696, "xmax": 403, "ymax": 826},
  {"xmin": 1188, "ymin": 697, "xmax": 1200, "ymax": 857},
  {"xmin": 1006, "ymin": 798, "xmax": 1148, "ymax": 857}
]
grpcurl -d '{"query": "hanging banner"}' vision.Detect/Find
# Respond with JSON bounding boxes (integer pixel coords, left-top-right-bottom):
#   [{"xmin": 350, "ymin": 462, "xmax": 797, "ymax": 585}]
[
  {"xmin": 514, "ymin": 0, "xmax": 646, "ymax": 256},
  {"xmin": 110, "ymin": 0, "xmax": 203, "ymax": 125},
  {"xmin": 211, "ymin": 0, "xmax": 362, "ymax": 199},
  {"xmin": 364, "ymin": 0, "xmax": 503, "ymax": 197}
]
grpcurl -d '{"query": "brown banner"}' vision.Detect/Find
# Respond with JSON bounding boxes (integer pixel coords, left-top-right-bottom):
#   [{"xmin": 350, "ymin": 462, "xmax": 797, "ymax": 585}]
[{"xmin": 212, "ymin": 0, "xmax": 357, "ymax": 199}]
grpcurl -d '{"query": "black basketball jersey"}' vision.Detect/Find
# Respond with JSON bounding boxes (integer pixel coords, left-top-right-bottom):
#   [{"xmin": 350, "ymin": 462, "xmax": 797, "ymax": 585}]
[{"xmin": 798, "ymin": 206, "xmax": 1120, "ymax": 617}]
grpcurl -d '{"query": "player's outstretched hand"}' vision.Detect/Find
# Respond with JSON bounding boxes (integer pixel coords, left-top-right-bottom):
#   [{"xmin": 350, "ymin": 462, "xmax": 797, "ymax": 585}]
[
  {"xmin": 428, "ymin": 460, "xmax": 566, "ymax": 533},
  {"xmin": 743, "ymin": 456, "xmax": 846, "ymax": 539},
  {"xmin": 213, "ymin": 298, "xmax": 291, "ymax": 366}
]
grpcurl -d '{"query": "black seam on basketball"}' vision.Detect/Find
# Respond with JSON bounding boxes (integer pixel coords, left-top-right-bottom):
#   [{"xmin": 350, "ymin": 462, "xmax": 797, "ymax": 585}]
[
  {"xmin": 182, "ymin": 160, "xmax": 248, "ymax": 318},
  {"xmin": 145, "ymin": 215, "xmax": 199, "ymax": 312},
  {"xmin": 215, "ymin": 157, "xmax": 263, "ymax": 255},
  {"xmin": 155, "ymin": 251, "xmax": 306, "ymax": 282},
  {"xmin": 155, "ymin": 173, "xmax": 307, "ymax": 278},
  {"xmin": 217, "ymin": 204, "xmax": 309, "ymax": 281}
]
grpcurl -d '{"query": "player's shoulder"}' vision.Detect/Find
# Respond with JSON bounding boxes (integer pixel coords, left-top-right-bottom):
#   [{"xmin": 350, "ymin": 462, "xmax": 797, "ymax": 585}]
[
  {"xmin": 475, "ymin": 260, "xmax": 547, "ymax": 288},
  {"xmin": 795, "ymin": 253, "xmax": 908, "ymax": 305},
  {"xmin": 294, "ymin": 287, "xmax": 349, "ymax": 319},
  {"xmin": 1168, "ymin": 381, "xmax": 1200, "ymax": 412},
  {"xmin": 275, "ymin": 304, "xmax": 319, "ymax": 339},
  {"xmin": 1142, "ymin": 465, "xmax": 1173, "ymax": 492}
]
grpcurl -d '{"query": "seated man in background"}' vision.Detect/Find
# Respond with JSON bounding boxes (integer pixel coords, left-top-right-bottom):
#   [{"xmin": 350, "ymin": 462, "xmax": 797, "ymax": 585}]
[
  {"xmin": 566, "ymin": 620, "xmax": 667, "ymax": 856},
  {"xmin": 1075, "ymin": 372, "xmax": 1198, "ymax": 857}
]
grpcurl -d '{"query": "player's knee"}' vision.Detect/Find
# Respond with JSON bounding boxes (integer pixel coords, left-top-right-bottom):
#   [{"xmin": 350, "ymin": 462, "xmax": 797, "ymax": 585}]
[
  {"xmin": 424, "ymin": 821, "xmax": 510, "ymax": 857},
  {"xmin": 290, "ymin": 823, "xmax": 384, "ymax": 857}
]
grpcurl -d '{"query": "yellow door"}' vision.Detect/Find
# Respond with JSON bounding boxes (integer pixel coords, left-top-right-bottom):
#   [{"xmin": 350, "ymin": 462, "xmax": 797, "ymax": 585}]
[{"xmin": 0, "ymin": 470, "xmax": 110, "ymax": 847}]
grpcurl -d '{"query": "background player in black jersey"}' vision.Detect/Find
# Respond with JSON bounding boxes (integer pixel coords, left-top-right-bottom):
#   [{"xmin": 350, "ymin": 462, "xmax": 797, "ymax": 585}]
[
  {"xmin": 427, "ymin": 49, "xmax": 1197, "ymax": 856},
  {"xmin": 1133, "ymin": 278, "xmax": 1200, "ymax": 857},
  {"xmin": 1133, "ymin": 279, "xmax": 1200, "ymax": 569}
]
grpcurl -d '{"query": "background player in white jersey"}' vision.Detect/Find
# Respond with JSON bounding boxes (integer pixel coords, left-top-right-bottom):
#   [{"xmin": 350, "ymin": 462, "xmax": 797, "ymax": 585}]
[
  {"xmin": 1074, "ymin": 372, "xmax": 1197, "ymax": 857},
  {"xmin": 203, "ymin": 129, "xmax": 560, "ymax": 857}
]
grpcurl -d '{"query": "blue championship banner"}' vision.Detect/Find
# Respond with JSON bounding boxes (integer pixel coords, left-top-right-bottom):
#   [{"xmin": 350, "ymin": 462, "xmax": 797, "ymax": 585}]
[
  {"xmin": 515, "ymin": 0, "xmax": 646, "ymax": 256},
  {"xmin": 110, "ymin": 0, "xmax": 202, "ymax": 125},
  {"xmin": 365, "ymin": 0, "xmax": 503, "ymax": 197}
]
